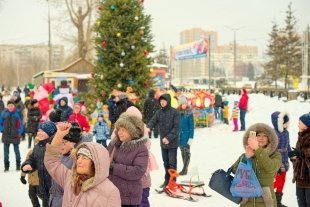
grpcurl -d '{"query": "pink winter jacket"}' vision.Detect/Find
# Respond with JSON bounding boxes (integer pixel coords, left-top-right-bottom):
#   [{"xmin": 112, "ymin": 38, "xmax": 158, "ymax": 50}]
[{"xmin": 44, "ymin": 142, "xmax": 121, "ymax": 207}]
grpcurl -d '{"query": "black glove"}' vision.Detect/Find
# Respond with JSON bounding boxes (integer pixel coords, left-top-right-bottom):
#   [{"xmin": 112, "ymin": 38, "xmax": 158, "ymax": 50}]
[
  {"xmin": 20, "ymin": 176, "xmax": 27, "ymax": 185},
  {"xmin": 288, "ymin": 148, "xmax": 304, "ymax": 158}
]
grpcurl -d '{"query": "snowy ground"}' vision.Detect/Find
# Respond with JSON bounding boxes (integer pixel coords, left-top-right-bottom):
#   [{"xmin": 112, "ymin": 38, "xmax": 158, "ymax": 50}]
[{"xmin": 0, "ymin": 93, "xmax": 309, "ymax": 207}]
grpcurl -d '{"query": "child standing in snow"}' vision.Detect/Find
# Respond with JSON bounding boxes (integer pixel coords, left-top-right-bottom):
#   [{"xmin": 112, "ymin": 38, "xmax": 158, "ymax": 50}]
[
  {"xmin": 20, "ymin": 149, "xmax": 40, "ymax": 207},
  {"xmin": 231, "ymin": 101, "xmax": 239, "ymax": 131},
  {"xmin": 93, "ymin": 114, "xmax": 110, "ymax": 147},
  {"xmin": 21, "ymin": 121, "xmax": 57, "ymax": 207},
  {"xmin": 271, "ymin": 111, "xmax": 291, "ymax": 207}
]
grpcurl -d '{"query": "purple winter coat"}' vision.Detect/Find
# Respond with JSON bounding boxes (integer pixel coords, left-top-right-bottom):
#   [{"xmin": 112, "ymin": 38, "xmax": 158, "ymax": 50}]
[{"xmin": 108, "ymin": 136, "xmax": 149, "ymax": 205}]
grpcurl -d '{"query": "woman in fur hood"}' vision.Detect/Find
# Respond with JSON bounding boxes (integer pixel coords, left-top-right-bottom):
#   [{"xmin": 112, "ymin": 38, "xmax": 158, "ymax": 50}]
[
  {"xmin": 108, "ymin": 112, "xmax": 149, "ymax": 207},
  {"xmin": 44, "ymin": 122, "xmax": 121, "ymax": 207},
  {"xmin": 231, "ymin": 123, "xmax": 282, "ymax": 207}
]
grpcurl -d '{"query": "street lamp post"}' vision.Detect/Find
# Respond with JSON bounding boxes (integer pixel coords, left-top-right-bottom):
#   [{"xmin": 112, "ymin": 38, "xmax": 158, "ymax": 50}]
[
  {"xmin": 225, "ymin": 26, "xmax": 244, "ymax": 87},
  {"xmin": 47, "ymin": 0, "xmax": 52, "ymax": 71}
]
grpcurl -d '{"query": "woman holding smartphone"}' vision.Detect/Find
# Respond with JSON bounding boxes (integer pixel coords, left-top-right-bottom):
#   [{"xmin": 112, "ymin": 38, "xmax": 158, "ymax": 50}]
[{"xmin": 231, "ymin": 123, "xmax": 282, "ymax": 207}]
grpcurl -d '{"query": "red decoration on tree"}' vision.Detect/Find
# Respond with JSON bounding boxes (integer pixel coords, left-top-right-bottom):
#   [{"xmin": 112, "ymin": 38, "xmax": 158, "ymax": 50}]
[
  {"xmin": 101, "ymin": 41, "xmax": 107, "ymax": 47},
  {"xmin": 98, "ymin": 5, "xmax": 102, "ymax": 11},
  {"xmin": 101, "ymin": 91, "xmax": 106, "ymax": 97},
  {"xmin": 144, "ymin": 81, "xmax": 149, "ymax": 87},
  {"xmin": 143, "ymin": 50, "xmax": 148, "ymax": 56},
  {"xmin": 140, "ymin": 0, "xmax": 144, "ymax": 3}
]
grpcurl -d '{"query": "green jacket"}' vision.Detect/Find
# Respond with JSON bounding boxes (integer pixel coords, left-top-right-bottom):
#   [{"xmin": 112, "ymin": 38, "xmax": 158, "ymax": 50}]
[{"xmin": 231, "ymin": 123, "xmax": 282, "ymax": 207}]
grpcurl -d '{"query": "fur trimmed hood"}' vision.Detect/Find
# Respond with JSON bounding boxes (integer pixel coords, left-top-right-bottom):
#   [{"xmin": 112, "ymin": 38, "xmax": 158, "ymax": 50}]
[
  {"xmin": 271, "ymin": 111, "xmax": 289, "ymax": 132},
  {"xmin": 110, "ymin": 135, "xmax": 148, "ymax": 153},
  {"xmin": 243, "ymin": 123, "xmax": 278, "ymax": 155}
]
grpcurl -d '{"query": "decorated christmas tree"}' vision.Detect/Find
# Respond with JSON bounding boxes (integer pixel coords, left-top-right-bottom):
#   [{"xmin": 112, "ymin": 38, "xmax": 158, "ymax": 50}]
[{"xmin": 89, "ymin": 0, "xmax": 154, "ymax": 107}]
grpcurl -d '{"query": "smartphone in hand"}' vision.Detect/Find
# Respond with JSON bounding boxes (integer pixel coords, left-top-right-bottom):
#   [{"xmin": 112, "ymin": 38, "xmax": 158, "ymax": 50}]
[{"xmin": 249, "ymin": 131, "xmax": 257, "ymax": 139}]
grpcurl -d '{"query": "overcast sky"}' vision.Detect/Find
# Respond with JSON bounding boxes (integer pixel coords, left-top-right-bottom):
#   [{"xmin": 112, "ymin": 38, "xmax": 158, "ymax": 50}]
[{"xmin": 0, "ymin": 0, "xmax": 309, "ymax": 57}]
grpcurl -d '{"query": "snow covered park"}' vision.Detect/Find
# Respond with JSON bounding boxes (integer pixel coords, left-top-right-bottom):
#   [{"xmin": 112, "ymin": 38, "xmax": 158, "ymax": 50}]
[{"xmin": 0, "ymin": 93, "xmax": 309, "ymax": 206}]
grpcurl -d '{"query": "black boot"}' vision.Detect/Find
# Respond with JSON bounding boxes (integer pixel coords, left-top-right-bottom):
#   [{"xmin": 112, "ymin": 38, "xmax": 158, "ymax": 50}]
[
  {"xmin": 4, "ymin": 166, "xmax": 9, "ymax": 172},
  {"xmin": 179, "ymin": 147, "xmax": 190, "ymax": 176},
  {"xmin": 159, "ymin": 180, "xmax": 168, "ymax": 188},
  {"xmin": 275, "ymin": 192, "xmax": 287, "ymax": 207}
]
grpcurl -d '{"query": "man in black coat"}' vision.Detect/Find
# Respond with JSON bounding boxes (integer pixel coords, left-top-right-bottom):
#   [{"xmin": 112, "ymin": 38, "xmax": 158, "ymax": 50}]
[
  {"xmin": 143, "ymin": 89, "xmax": 160, "ymax": 138},
  {"xmin": 147, "ymin": 93, "xmax": 180, "ymax": 187}
]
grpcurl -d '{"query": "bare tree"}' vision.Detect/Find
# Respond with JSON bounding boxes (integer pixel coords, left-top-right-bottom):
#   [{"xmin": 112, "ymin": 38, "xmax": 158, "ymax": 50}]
[
  {"xmin": 46, "ymin": 0, "xmax": 97, "ymax": 63},
  {"xmin": 65, "ymin": 0, "xmax": 91, "ymax": 59}
]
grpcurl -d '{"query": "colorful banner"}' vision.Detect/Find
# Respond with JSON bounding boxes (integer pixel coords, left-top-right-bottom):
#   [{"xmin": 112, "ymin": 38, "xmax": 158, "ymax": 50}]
[{"xmin": 173, "ymin": 38, "xmax": 208, "ymax": 60}]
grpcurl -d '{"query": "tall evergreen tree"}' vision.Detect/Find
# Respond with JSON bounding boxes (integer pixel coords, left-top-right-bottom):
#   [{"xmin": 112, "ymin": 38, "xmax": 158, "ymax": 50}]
[
  {"xmin": 247, "ymin": 62, "xmax": 255, "ymax": 80},
  {"xmin": 264, "ymin": 21, "xmax": 284, "ymax": 89},
  {"xmin": 154, "ymin": 47, "xmax": 169, "ymax": 65},
  {"xmin": 88, "ymin": 0, "xmax": 154, "ymax": 106},
  {"xmin": 282, "ymin": 2, "xmax": 302, "ymax": 89}
]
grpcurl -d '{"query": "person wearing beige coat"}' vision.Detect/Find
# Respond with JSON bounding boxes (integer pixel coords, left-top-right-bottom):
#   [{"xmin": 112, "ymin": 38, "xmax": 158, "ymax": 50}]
[
  {"xmin": 20, "ymin": 149, "xmax": 40, "ymax": 207},
  {"xmin": 44, "ymin": 122, "xmax": 121, "ymax": 207}
]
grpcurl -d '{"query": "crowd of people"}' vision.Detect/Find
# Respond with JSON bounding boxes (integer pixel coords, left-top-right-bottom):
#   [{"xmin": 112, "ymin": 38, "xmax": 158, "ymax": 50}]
[{"xmin": 0, "ymin": 85, "xmax": 310, "ymax": 207}]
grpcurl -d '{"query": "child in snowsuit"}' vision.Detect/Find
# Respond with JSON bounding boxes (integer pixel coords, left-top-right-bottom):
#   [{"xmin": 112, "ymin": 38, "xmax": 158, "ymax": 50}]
[
  {"xmin": 20, "ymin": 149, "xmax": 40, "ymax": 207},
  {"xmin": 271, "ymin": 111, "xmax": 291, "ymax": 207},
  {"xmin": 231, "ymin": 101, "xmax": 239, "ymax": 131},
  {"xmin": 289, "ymin": 113, "xmax": 310, "ymax": 207},
  {"xmin": 93, "ymin": 114, "xmax": 110, "ymax": 147},
  {"xmin": 21, "ymin": 121, "xmax": 57, "ymax": 207}
]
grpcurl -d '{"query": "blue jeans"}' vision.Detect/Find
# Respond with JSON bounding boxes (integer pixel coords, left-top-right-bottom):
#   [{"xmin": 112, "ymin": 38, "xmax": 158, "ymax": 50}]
[
  {"xmin": 4, "ymin": 143, "xmax": 21, "ymax": 169},
  {"xmin": 239, "ymin": 109, "xmax": 247, "ymax": 130},
  {"xmin": 161, "ymin": 148, "xmax": 177, "ymax": 183}
]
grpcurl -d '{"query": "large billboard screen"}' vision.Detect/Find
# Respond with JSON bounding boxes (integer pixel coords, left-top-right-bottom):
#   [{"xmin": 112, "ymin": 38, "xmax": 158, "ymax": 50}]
[{"xmin": 173, "ymin": 38, "xmax": 208, "ymax": 60}]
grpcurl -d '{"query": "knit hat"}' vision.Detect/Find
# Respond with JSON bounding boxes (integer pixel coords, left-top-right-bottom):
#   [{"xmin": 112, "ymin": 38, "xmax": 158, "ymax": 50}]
[
  {"xmin": 300, "ymin": 113, "xmax": 310, "ymax": 127},
  {"xmin": 63, "ymin": 122, "xmax": 82, "ymax": 143},
  {"xmin": 178, "ymin": 95, "xmax": 187, "ymax": 105},
  {"xmin": 49, "ymin": 109, "xmax": 62, "ymax": 123},
  {"xmin": 30, "ymin": 99, "xmax": 38, "ymax": 106},
  {"xmin": 283, "ymin": 115, "xmax": 289, "ymax": 124},
  {"xmin": 115, "ymin": 112, "xmax": 144, "ymax": 139},
  {"xmin": 77, "ymin": 147, "xmax": 93, "ymax": 161},
  {"xmin": 38, "ymin": 121, "xmax": 57, "ymax": 137}
]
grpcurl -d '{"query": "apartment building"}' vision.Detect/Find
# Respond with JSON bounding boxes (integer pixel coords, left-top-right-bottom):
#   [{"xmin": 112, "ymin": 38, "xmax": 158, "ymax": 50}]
[{"xmin": 0, "ymin": 44, "xmax": 64, "ymax": 86}]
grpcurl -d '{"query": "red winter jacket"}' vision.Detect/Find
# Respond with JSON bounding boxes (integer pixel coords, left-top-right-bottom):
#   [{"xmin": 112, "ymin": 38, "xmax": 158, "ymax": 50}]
[
  {"xmin": 68, "ymin": 112, "xmax": 90, "ymax": 132},
  {"xmin": 238, "ymin": 92, "xmax": 249, "ymax": 111}
]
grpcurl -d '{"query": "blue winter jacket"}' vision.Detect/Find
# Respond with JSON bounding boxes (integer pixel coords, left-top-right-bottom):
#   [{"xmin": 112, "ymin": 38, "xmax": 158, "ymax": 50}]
[
  {"xmin": 0, "ymin": 108, "xmax": 24, "ymax": 144},
  {"xmin": 179, "ymin": 108, "xmax": 194, "ymax": 147}
]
